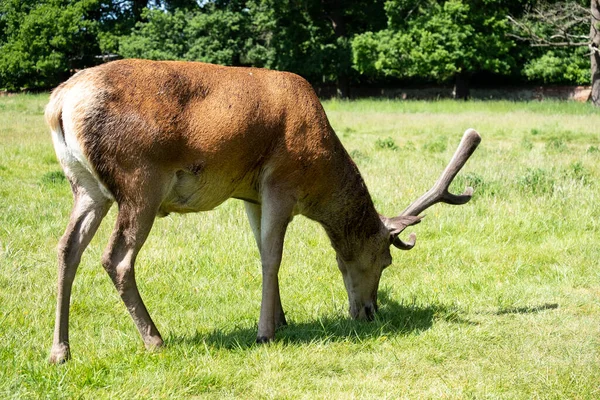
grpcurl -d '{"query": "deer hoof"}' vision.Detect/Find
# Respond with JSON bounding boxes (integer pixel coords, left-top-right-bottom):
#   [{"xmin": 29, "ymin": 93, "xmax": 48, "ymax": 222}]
[
  {"xmin": 144, "ymin": 336, "xmax": 164, "ymax": 352},
  {"xmin": 49, "ymin": 343, "xmax": 71, "ymax": 364}
]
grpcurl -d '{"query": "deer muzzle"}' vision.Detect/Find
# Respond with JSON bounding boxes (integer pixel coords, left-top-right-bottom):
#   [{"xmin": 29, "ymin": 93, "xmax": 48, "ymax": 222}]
[{"xmin": 350, "ymin": 301, "xmax": 378, "ymax": 321}]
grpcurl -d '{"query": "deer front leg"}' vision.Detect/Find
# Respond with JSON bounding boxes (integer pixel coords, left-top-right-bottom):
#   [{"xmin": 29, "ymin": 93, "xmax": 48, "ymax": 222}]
[
  {"xmin": 254, "ymin": 192, "xmax": 294, "ymax": 343},
  {"xmin": 244, "ymin": 201, "xmax": 287, "ymax": 330},
  {"xmin": 50, "ymin": 191, "xmax": 112, "ymax": 364},
  {"xmin": 101, "ymin": 201, "xmax": 163, "ymax": 351}
]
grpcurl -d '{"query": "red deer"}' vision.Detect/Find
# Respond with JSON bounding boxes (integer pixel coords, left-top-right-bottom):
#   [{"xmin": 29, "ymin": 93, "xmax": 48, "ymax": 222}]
[{"xmin": 45, "ymin": 59, "xmax": 481, "ymax": 363}]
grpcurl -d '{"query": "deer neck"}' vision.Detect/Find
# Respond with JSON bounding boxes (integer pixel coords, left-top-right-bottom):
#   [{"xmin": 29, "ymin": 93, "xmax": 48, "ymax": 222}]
[{"xmin": 308, "ymin": 151, "xmax": 383, "ymax": 260}]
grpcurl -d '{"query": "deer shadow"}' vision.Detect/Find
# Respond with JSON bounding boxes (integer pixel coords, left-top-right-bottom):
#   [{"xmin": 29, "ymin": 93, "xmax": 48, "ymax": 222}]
[{"xmin": 167, "ymin": 290, "xmax": 476, "ymax": 350}]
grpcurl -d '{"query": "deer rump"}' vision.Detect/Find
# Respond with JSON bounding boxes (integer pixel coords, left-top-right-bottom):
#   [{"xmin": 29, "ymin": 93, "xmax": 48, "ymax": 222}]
[{"xmin": 46, "ymin": 59, "xmax": 481, "ymax": 364}]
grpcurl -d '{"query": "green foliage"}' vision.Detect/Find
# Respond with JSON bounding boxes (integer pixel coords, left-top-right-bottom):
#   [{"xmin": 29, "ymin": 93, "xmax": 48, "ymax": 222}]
[
  {"xmin": 423, "ymin": 135, "xmax": 448, "ymax": 153},
  {"xmin": 244, "ymin": 0, "xmax": 338, "ymax": 81},
  {"xmin": 243, "ymin": 0, "xmax": 387, "ymax": 84},
  {"xmin": 451, "ymin": 171, "xmax": 502, "ymax": 197},
  {"xmin": 120, "ymin": 6, "xmax": 252, "ymax": 66},
  {"xmin": 587, "ymin": 145, "xmax": 600, "ymax": 154},
  {"xmin": 119, "ymin": 1, "xmax": 349, "ymax": 81},
  {"xmin": 186, "ymin": 8, "xmax": 249, "ymax": 65},
  {"xmin": 524, "ymin": 48, "xmax": 590, "ymax": 85},
  {"xmin": 352, "ymin": 30, "xmax": 413, "ymax": 77},
  {"xmin": 0, "ymin": 0, "xmax": 103, "ymax": 90},
  {"xmin": 563, "ymin": 161, "xmax": 590, "ymax": 185},
  {"xmin": 353, "ymin": 0, "xmax": 517, "ymax": 83},
  {"xmin": 375, "ymin": 136, "xmax": 399, "ymax": 150},
  {"xmin": 119, "ymin": 9, "xmax": 189, "ymax": 60},
  {"xmin": 545, "ymin": 136, "xmax": 568, "ymax": 153},
  {"xmin": 518, "ymin": 167, "xmax": 555, "ymax": 195},
  {"xmin": 508, "ymin": 0, "xmax": 591, "ymax": 85},
  {"xmin": 0, "ymin": 0, "xmax": 594, "ymax": 90}
]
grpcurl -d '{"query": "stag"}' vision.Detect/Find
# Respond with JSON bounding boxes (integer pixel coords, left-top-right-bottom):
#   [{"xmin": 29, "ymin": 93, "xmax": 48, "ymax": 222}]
[{"xmin": 45, "ymin": 59, "xmax": 481, "ymax": 363}]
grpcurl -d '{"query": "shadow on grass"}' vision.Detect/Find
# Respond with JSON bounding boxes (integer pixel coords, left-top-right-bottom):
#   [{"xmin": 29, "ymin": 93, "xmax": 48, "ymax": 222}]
[
  {"xmin": 495, "ymin": 303, "xmax": 559, "ymax": 315},
  {"xmin": 167, "ymin": 291, "xmax": 476, "ymax": 350}
]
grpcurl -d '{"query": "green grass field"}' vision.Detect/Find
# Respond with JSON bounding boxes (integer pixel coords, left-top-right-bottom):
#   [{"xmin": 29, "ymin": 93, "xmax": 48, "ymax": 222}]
[{"xmin": 1, "ymin": 94, "xmax": 599, "ymax": 398}]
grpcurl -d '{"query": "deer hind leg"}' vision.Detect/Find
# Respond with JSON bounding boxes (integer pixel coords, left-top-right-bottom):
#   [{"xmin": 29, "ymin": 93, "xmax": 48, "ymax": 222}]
[
  {"xmin": 50, "ymin": 183, "xmax": 112, "ymax": 364},
  {"xmin": 101, "ymin": 191, "xmax": 165, "ymax": 352},
  {"xmin": 252, "ymin": 189, "xmax": 295, "ymax": 343},
  {"xmin": 244, "ymin": 201, "xmax": 287, "ymax": 330}
]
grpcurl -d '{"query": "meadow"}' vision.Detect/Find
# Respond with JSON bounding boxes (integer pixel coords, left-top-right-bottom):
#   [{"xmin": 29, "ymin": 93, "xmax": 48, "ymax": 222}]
[{"xmin": 0, "ymin": 94, "xmax": 599, "ymax": 398}]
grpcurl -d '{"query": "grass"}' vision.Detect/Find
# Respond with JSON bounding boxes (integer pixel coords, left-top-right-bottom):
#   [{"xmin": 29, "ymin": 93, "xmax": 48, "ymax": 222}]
[{"xmin": 1, "ymin": 94, "xmax": 599, "ymax": 398}]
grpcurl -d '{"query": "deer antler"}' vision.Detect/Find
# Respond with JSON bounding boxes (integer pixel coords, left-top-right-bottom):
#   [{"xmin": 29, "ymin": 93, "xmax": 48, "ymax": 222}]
[{"xmin": 391, "ymin": 128, "xmax": 481, "ymax": 250}]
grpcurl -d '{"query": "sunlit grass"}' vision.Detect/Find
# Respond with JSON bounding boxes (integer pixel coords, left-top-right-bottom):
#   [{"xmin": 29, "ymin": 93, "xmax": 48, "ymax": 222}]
[
  {"xmin": 1, "ymin": 94, "xmax": 599, "ymax": 398},
  {"xmin": 325, "ymin": 97, "xmax": 600, "ymax": 115}
]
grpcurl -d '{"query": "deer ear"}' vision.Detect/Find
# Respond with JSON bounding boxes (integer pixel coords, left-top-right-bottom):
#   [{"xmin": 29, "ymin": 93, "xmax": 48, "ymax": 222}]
[{"xmin": 381, "ymin": 215, "xmax": 423, "ymax": 250}]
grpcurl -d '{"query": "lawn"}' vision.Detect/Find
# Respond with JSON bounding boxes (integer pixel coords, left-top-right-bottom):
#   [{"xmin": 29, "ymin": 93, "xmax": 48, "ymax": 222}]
[{"xmin": 0, "ymin": 94, "xmax": 599, "ymax": 398}]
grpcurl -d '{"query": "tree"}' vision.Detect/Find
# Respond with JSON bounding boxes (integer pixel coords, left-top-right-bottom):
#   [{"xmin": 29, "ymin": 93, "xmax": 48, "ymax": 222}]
[
  {"xmin": 0, "ymin": 0, "xmax": 104, "ymax": 90},
  {"xmin": 311, "ymin": 0, "xmax": 386, "ymax": 97},
  {"xmin": 508, "ymin": 0, "xmax": 600, "ymax": 105},
  {"xmin": 163, "ymin": 0, "xmax": 364, "ymax": 94},
  {"xmin": 243, "ymin": 0, "xmax": 344, "ymax": 87},
  {"xmin": 352, "ymin": 0, "xmax": 522, "ymax": 99},
  {"xmin": 0, "ymin": 0, "xmax": 387, "ymax": 93},
  {"xmin": 592, "ymin": 1, "xmax": 600, "ymax": 104},
  {"xmin": 118, "ymin": 9, "xmax": 189, "ymax": 60},
  {"xmin": 0, "ymin": 0, "xmax": 201, "ymax": 90},
  {"xmin": 3, "ymin": 0, "xmax": 592, "ymax": 93},
  {"xmin": 119, "ymin": 4, "xmax": 254, "ymax": 65}
]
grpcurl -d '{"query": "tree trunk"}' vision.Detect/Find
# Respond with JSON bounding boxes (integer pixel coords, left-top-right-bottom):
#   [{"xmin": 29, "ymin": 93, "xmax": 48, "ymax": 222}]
[
  {"xmin": 132, "ymin": 0, "xmax": 149, "ymax": 23},
  {"xmin": 453, "ymin": 72, "xmax": 470, "ymax": 100},
  {"xmin": 591, "ymin": 0, "xmax": 600, "ymax": 106},
  {"xmin": 323, "ymin": 0, "xmax": 350, "ymax": 98}
]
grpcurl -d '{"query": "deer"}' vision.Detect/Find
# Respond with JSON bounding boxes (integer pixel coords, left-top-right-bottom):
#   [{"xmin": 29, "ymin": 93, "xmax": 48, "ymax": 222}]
[{"xmin": 45, "ymin": 59, "xmax": 481, "ymax": 363}]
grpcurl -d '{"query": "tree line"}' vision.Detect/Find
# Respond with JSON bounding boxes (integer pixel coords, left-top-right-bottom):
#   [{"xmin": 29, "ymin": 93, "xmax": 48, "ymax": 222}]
[{"xmin": 0, "ymin": 0, "xmax": 596, "ymax": 102}]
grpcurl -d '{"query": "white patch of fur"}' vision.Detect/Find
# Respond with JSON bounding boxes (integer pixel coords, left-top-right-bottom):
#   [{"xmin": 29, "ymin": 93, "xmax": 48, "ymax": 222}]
[{"xmin": 59, "ymin": 80, "xmax": 115, "ymax": 201}]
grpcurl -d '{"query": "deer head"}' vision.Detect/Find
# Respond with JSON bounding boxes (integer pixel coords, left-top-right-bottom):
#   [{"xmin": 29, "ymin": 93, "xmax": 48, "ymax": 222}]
[{"xmin": 335, "ymin": 128, "xmax": 481, "ymax": 321}]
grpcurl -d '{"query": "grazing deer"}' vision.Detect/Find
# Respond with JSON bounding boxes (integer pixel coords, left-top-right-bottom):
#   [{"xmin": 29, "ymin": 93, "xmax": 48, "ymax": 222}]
[{"xmin": 45, "ymin": 59, "xmax": 481, "ymax": 363}]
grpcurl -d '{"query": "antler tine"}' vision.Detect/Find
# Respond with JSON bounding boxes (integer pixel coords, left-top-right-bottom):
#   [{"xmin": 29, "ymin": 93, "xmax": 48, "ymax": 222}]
[
  {"xmin": 392, "ymin": 232, "xmax": 416, "ymax": 250},
  {"xmin": 401, "ymin": 129, "xmax": 481, "ymax": 217}
]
